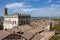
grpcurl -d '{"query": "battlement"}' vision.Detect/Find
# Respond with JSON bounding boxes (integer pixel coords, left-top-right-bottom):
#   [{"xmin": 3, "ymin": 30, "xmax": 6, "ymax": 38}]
[{"xmin": 4, "ymin": 13, "xmax": 31, "ymax": 18}]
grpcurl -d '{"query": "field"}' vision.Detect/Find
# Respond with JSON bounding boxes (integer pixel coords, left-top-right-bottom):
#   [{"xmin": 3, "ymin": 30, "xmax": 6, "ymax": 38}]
[
  {"xmin": 0, "ymin": 21, "xmax": 3, "ymax": 30},
  {"xmin": 50, "ymin": 34, "xmax": 60, "ymax": 40},
  {"xmin": 50, "ymin": 19, "xmax": 60, "ymax": 40}
]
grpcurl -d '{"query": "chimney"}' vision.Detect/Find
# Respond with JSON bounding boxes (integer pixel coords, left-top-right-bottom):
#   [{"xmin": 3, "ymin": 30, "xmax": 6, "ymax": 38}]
[{"xmin": 4, "ymin": 8, "xmax": 8, "ymax": 15}]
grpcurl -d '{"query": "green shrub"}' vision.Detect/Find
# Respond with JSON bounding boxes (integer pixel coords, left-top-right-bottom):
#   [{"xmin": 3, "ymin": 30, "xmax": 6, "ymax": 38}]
[{"xmin": 0, "ymin": 25, "xmax": 3, "ymax": 30}]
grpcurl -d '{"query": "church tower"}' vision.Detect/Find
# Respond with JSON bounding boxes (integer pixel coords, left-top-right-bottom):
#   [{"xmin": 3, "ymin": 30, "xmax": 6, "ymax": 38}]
[{"xmin": 4, "ymin": 8, "xmax": 8, "ymax": 15}]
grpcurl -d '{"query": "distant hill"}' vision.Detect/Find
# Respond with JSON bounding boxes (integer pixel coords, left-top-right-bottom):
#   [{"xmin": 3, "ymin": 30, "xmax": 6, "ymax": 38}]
[
  {"xmin": 31, "ymin": 17, "xmax": 60, "ymax": 20},
  {"xmin": 0, "ymin": 16, "xmax": 60, "ymax": 21},
  {"xmin": 0, "ymin": 16, "xmax": 4, "ymax": 21}
]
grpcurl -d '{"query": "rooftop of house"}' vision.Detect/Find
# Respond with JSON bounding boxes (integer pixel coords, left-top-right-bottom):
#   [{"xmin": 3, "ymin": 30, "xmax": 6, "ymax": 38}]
[
  {"xmin": 6, "ymin": 25, "xmax": 32, "ymax": 33},
  {"xmin": 32, "ymin": 33, "xmax": 43, "ymax": 40},
  {"xmin": 0, "ymin": 30, "xmax": 11, "ymax": 40},
  {"xmin": 40, "ymin": 31, "xmax": 55, "ymax": 40}
]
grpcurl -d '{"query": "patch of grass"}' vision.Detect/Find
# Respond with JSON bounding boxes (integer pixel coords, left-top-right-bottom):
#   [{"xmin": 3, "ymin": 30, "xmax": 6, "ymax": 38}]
[
  {"xmin": 50, "ymin": 19, "xmax": 60, "ymax": 40},
  {"xmin": 0, "ymin": 25, "xmax": 3, "ymax": 30},
  {"xmin": 50, "ymin": 34, "xmax": 60, "ymax": 40}
]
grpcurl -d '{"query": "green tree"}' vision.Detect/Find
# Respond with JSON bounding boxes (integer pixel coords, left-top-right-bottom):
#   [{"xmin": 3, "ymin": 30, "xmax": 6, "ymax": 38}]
[
  {"xmin": 50, "ymin": 22, "xmax": 53, "ymax": 31},
  {"xmin": 0, "ymin": 25, "xmax": 3, "ymax": 30}
]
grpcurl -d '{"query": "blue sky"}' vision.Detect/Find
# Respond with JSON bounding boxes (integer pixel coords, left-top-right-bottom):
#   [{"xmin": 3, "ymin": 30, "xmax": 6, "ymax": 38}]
[{"xmin": 0, "ymin": 0, "xmax": 60, "ymax": 17}]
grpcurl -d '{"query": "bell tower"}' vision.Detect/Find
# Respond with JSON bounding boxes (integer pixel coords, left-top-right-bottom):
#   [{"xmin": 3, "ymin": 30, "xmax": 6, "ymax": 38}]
[{"xmin": 4, "ymin": 8, "xmax": 8, "ymax": 15}]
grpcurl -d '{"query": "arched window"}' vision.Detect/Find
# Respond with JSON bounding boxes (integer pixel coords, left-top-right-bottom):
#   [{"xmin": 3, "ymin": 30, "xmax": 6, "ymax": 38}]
[
  {"xmin": 13, "ymin": 21, "xmax": 16, "ymax": 24},
  {"xmin": 9, "ymin": 21, "xmax": 11, "ymax": 23},
  {"xmin": 15, "ymin": 21, "xmax": 16, "ymax": 24},
  {"xmin": 13, "ymin": 21, "xmax": 14, "ymax": 24}
]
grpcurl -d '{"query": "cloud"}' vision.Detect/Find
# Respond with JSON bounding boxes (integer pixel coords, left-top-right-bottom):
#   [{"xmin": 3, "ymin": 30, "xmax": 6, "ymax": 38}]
[
  {"xmin": 13, "ymin": 4, "xmax": 60, "ymax": 17},
  {"xmin": 6, "ymin": 3, "xmax": 31, "ymax": 8},
  {"xmin": 5, "ymin": 3, "xmax": 60, "ymax": 17},
  {"xmin": 47, "ymin": 0, "xmax": 52, "ymax": 3},
  {"xmin": 5, "ymin": 2, "xmax": 32, "ymax": 14},
  {"xmin": 6, "ymin": 3, "xmax": 24, "ymax": 8},
  {"xmin": 23, "ymin": 8, "xmax": 38, "ymax": 12},
  {"xmin": 21, "ymin": 4, "xmax": 60, "ymax": 17}
]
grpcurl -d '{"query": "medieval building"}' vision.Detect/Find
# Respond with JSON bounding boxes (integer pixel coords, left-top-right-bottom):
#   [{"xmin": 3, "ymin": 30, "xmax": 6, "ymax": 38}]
[{"xmin": 3, "ymin": 8, "xmax": 31, "ymax": 29}]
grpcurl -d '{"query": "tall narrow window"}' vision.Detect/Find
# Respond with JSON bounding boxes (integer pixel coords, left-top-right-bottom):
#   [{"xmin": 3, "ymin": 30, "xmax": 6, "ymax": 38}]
[
  {"xmin": 15, "ymin": 21, "xmax": 16, "ymax": 24},
  {"xmin": 13, "ymin": 21, "xmax": 14, "ymax": 24}
]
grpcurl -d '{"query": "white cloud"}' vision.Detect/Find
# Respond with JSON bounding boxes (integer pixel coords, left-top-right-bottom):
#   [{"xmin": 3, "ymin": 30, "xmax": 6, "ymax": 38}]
[
  {"xmin": 21, "ymin": 5, "xmax": 60, "ymax": 17},
  {"xmin": 6, "ymin": 3, "xmax": 24, "ymax": 8},
  {"xmin": 13, "ymin": 4, "xmax": 60, "ymax": 17},
  {"xmin": 23, "ymin": 8, "xmax": 38, "ymax": 12},
  {"xmin": 6, "ymin": 3, "xmax": 31, "ymax": 8},
  {"xmin": 48, "ymin": 0, "xmax": 52, "ymax": 3},
  {"xmin": 5, "ymin": 3, "xmax": 60, "ymax": 17}
]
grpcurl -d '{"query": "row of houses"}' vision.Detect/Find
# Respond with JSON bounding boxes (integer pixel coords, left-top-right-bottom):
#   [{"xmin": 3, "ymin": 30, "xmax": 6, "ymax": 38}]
[{"xmin": 0, "ymin": 25, "xmax": 55, "ymax": 40}]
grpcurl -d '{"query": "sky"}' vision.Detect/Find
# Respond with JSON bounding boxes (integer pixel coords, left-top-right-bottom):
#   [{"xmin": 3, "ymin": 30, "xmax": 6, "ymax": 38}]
[{"xmin": 0, "ymin": 0, "xmax": 60, "ymax": 17}]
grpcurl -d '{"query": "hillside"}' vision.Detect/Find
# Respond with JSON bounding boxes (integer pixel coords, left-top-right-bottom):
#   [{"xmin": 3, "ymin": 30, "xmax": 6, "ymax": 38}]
[
  {"xmin": 0, "ymin": 16, "xmax": 4, "ymax": 21},
  {"xmin": 50, "ymin": 19, "xmax": 60, "ymax": 40}
]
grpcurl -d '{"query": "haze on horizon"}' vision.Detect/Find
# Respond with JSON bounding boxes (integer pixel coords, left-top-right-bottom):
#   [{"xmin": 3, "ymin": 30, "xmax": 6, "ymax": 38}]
[{"xmin": 0, "ymin": 0, "xmax": 60, "ymax": 17}]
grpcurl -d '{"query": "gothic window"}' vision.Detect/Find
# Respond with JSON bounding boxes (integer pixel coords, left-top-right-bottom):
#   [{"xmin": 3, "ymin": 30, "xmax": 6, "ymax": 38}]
[
  {"xmin": 13, "ymin": 21, "xmax": 14, "ymax": 24},
  {"xmin": 9, "ymin": 21, "xmax": 11, "ymax": 23},
  {"xmin": 13, "ymin": 21, "xmax": 16, "ymax": 24},
  {"xmin": 15, "ymin": 21, "xmax": 16, "ymax": 24}
]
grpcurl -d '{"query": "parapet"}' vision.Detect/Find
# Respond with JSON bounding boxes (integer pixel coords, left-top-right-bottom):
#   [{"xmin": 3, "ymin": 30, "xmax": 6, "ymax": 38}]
[{"xmin": 4, "ymin": 13, "xmax": 31, "ymax": 18}]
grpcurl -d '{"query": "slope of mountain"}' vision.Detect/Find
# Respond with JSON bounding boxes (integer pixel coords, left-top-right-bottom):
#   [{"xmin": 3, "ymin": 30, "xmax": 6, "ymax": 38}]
[{"xmin": 0, "ymin": 16, "xmax": 4, "ymax": 21}]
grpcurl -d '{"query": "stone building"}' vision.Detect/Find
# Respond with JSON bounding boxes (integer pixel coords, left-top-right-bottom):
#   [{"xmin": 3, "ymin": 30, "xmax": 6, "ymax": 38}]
[{"xmin": 3, "ymin": 8, "xmax": 31, "ymax": 29}]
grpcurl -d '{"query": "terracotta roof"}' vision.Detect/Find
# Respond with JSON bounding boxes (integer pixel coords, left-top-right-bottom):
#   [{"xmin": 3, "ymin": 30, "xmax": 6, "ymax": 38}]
[
  {"xmin": 32, "ymin": 33, "xmax": 43, "ymax": 40},
  {"xmin": 0, "ymin": 30, "xmax": 11, "ymax": 40},
  {"xmin": 6, "ymin": 27, "xmax": 20, "ymax": 34},
  {"xmin": 7, "ymin": 25, "xmax": 32, "ymax": 33},
  {"xmin": 22, "ymin": 30, "xmax": 35, "ymax": 40},
  {"xmin": 18, "ymin": 25, "xmax": 32, "ymax": 32},
  {"xmin": 40, "ymin": 31, "xmax": 55, "ymax": 40},
  {"xmin": 22, "ymin": 27, "xmax": 44, "ymax": 40}
]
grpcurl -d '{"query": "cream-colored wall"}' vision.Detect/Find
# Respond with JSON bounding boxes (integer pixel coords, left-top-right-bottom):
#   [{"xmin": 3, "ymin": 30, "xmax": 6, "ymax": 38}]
[
  {"xmin": 45, "ymin": 25, "xmax": 50, "ymax": 31},
  {"xmin": 3, "ymin": 17, "xmax": 18, "ymax": 29}
]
